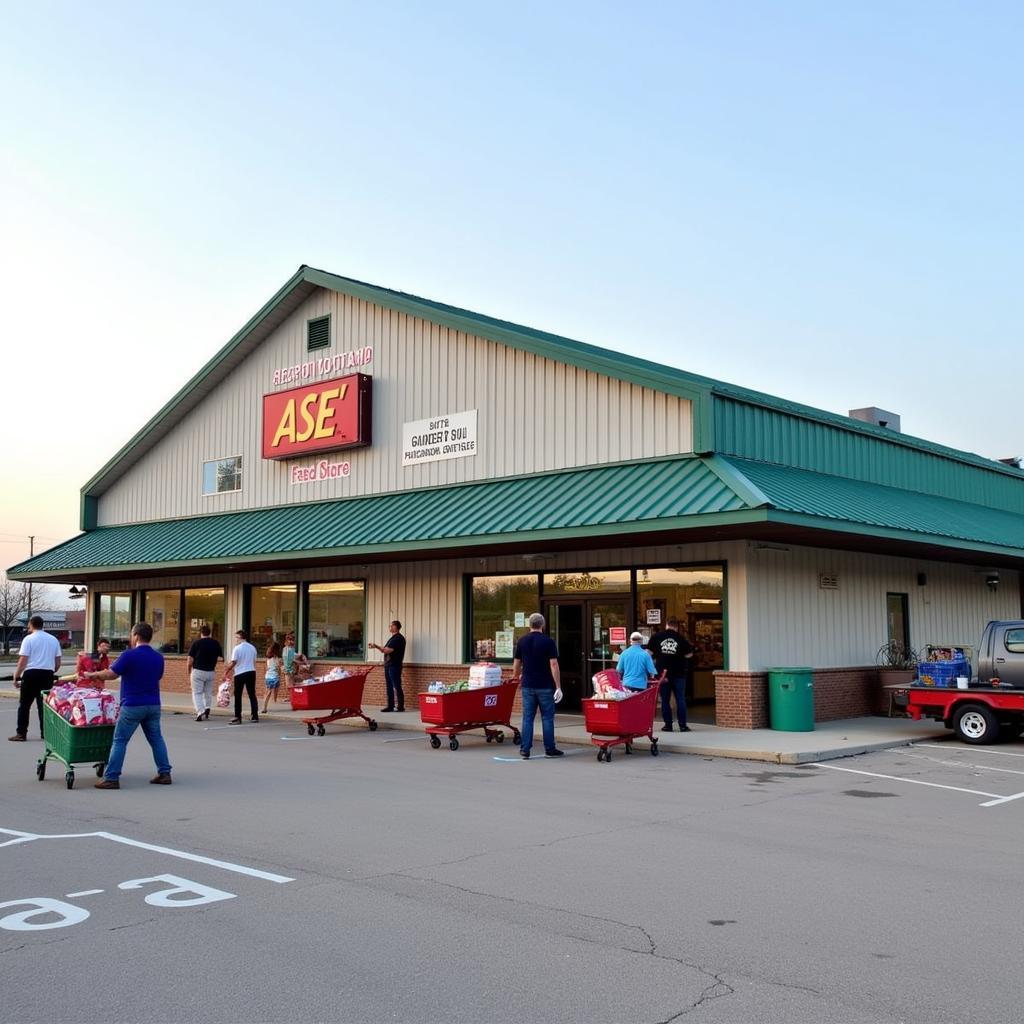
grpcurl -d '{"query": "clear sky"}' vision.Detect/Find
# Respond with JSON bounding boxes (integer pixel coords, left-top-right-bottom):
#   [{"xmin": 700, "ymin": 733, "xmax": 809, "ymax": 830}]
[{"xmin": 2, "ymin": 1, "xmax": 1022, "ymax": 580}]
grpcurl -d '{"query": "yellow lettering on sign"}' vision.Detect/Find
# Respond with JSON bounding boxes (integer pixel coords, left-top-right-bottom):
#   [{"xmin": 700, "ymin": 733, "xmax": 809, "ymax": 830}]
[
  {"xmin": 296, "ymin": 393, "xmax": 318, "ymax": 442},
  {"xmin": 313, "ymin": 387, "xmax": 341, "ymax": 439},
  {"xmin": 271, "ymin": 400, "xmax": 297, "ymax": 447}
]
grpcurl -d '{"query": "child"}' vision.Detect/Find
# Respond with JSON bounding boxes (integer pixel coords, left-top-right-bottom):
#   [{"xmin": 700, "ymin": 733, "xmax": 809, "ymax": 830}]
[
  {"xmin": 283, "ymin": 633, "xmax": 310, "ymax": 692},
  {"xmin": 263, "ymin": 641, "xmax": 283, "ymax": 713}
]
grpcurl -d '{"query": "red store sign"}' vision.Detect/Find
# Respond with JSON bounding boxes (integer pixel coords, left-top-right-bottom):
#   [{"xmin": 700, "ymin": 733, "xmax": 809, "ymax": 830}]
[{"xmin": 262, "ymin": 373, "xmax": 372, "ymax": 460}]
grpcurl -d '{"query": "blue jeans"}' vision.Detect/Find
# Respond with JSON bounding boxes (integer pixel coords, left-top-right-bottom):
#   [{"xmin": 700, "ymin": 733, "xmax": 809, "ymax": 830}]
[
  {"xmin": 520, "ymin": 687, "xmax": 556, "ymax": 754},
  {"xmin": 659, "ymin": 675, "xmax": 687, "ymax": 728},
  {"xmin": 384, "ymin": 663, "xmax": 405, "ymax": 710},
  {"xmin": 103, "ymin": 705, "xmax": 172, "ymax": 781}
]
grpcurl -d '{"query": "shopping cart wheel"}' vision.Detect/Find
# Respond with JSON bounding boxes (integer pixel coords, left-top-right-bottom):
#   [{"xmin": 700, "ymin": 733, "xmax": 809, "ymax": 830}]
[
  {"xmin": 368, "ymin": 720, "xmax": 378, "ymax": 731},
  {"xmin": 496, "ymin": 732, "xmax": 505, "ymax": 743},
  {"xmin": 650, "ymin": 740, "xmax": 659, "ymax": 756},
  {"xmin": 65, "ymin": 770, "xmax": 75, "ymax": 790},
  {"xmin": 316, "ymin": 725, "xmax": 326, "ymax": 737},
  {"xmin": 429, "ymin": 734, "xmax": 441, "ymax": 749},
  {"xmin": 625, "ymin": 743, "xmax": 633, "ymax": 755},
  {"xmin": 96, "ymin": 763, "xmax": 106, "ymax": 777},
  {"xmin": 596, "ymin": 749, "xmax": 604, "ymax": 762},
  {"xmin": 307, "ymin": 724, "xmax": 316, "ymax": 735},
  {"xmin": 36, "ymin": 760, "xmax": 46, "ymax": 781},
  {"xmin": 512, "ymin": 729, "xmax": 522, "ymax": 745},
  {"xmin": 449, "ymin": 737, "xmax": 459, "ymax": 751},
  {"xmin": 605, "ymin": 748, "xmax": 613, "ymax": 762},
  {"xmin": 486, "ymin": 733, "xmax": 493, "ymax": 743}
]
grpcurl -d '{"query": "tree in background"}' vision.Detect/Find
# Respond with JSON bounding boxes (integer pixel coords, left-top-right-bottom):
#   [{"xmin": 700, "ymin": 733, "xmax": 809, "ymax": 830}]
[{"xmin": 0, "ymin": 575, "xmax": 51, "ymax": 654}]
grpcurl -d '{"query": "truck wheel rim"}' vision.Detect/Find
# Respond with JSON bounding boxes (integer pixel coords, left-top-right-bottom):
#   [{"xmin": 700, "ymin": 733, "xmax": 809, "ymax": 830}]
[{"xmin": 961, "ymin": 712, "xmax": 988, "ymax": 738}]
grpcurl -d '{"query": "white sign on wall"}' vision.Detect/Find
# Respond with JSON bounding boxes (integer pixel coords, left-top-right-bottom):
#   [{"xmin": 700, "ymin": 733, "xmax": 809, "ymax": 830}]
[{"xmin": 402, "ymin": 410, "xmax": 478, "ymax": 466}]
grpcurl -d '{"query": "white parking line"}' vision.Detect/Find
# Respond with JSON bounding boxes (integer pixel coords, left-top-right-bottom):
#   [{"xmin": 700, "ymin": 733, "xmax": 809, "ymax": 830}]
[
  {"xmin": 807, "ymin": 762, "xmax": 1004, "ymax": 805},
  {"xmin": 900, "ymin": 749, "xmax": 1024, "ymax": 777},
  {"xmin": 916, "ymin": 743, "xmax": 1024, "ymax": 759},
  {"xmin": 0, "ymin": 828, "xmax": 294, "ymax": 882}
]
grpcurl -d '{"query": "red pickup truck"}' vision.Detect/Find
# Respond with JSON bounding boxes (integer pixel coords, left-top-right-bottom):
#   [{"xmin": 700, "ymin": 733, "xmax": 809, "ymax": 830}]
[{"xmin": 891, "ymin": 620, "xmax": 1024, "ymax": 744}]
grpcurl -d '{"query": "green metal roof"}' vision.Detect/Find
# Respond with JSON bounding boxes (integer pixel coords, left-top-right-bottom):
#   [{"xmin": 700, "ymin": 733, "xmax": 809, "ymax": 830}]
[
  {"xmin": 728, "ymin": 457, "xmax": 1024, "ymax": 553},
  {"xmin": 13, "ymin": 454, "xmax": 1024, "ymax": 583},
  {"xmin": 13, "ymin": 458, "xmax": 753, "ymax": 579}
]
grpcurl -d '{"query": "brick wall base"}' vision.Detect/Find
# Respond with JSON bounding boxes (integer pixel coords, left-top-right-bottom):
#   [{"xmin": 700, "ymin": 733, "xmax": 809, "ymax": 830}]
[{"xmin": 713, "ymin": 666, "xmax": 881, "ymax": 730}]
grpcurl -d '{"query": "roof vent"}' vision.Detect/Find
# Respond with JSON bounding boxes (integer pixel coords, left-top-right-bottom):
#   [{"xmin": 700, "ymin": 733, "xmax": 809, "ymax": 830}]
[
  {"xmin": 307, "ymin": 314, "xmax": 330, "ymax": 352},
  {"xmin": 849, "ymin": 406, "xmax": 901, "ymax": 432},
  {"xmin": 998, "ymin": 456, "xmax": 1022, "ymax": 469}
]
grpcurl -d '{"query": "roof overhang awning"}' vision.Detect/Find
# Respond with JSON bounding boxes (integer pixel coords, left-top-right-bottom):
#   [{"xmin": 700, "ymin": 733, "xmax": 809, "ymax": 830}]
[{"xmin": 10, "ymin": 456, "xmax": 1024, "ymax": 584}]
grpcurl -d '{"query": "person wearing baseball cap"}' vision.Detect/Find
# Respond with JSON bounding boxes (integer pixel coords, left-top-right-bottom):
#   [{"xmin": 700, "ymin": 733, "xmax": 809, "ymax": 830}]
[{"xmin": 617, "ymin": 631, "xmax": 658, "ymax": 692}]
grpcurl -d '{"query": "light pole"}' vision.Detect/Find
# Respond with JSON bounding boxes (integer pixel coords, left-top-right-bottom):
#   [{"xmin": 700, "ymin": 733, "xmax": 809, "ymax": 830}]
[{"xmin": 26, "ymin": 536, "xmax": 34, "ymax": 620}]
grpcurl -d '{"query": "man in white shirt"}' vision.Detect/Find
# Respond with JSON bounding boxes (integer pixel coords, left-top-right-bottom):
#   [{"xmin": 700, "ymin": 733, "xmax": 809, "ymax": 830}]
[
  {"xmin": 10, "ymin": 615, "xmax": 62, "ymax": 741},
  {"xmin": 223, "ymin": 629, "xmax": 259, "ymax": 724}
]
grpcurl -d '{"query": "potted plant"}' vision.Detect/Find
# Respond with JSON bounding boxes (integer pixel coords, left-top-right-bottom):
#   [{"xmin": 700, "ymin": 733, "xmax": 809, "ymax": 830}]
[{"xmin": 876, "ymin": 640, "xmax": 919, "ymax": 686}]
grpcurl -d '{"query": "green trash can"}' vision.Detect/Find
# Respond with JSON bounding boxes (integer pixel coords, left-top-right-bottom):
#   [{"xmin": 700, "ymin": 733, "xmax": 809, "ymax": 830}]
[{"xmin": 768, "ymin": 668, "xmax": 814, "ymax": 731}]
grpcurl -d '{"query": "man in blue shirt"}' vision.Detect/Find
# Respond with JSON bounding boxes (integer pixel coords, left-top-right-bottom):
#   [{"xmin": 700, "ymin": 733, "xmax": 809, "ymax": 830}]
[
  {"xmin": 85, "ymin": 621, "xmax": 172, "ymax": 789},
  {"xmin": 512, "ymin": 613, "xmax": 564, "ymax": 759},
  {"xmin": 617, "ymin": 632, "xmax": 658, "ymax": 691}
]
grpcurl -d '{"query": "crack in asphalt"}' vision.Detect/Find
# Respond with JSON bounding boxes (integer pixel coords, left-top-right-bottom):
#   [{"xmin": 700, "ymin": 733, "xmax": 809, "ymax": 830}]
[{"xmin": 376, "ymin": 870, "xmax": 736, "ymax": 1022}]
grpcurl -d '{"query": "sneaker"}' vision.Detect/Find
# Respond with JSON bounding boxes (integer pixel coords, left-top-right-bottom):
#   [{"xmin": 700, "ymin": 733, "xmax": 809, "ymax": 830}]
[
  {"xmin": 396, "ymin": 707, "xmax": 406, "ymax": 713},
  {"xmin": 203, "ymin": 708, "xmax": 211, "ymax": 720},
  {"xmin": 94, "ymin": 779, "xmax": 120, "ymax": 789},
  {"xmin": 150, "ymin": 774, "xmax": 172, "ymax": 785},
  {"xmin": 195, "ymin": 714, "xmax": 204, "ymax": 722},
  {"xmin": 679, "ymin": 725, "xmax": 692, "ymax": 732},
  {"xmin": 8, "ymin": 734, "xmax": 26, "ymax": 742},
  {"xmin": 250, "ymin": 715, "xmax": 259, "ymax": 723},
  {"xmin": 520, "ymin": 749, "xmax": 530, "ymax": 760},
  {"xmin": 661, "ymin": 725, "xmax": 674, "ymax": 732},
  {"xmin": 379, "ymin": 707, "xmax": 395, "ymax": 713},
  {"xmin": 544, "ymin": 748, "xmax": 565, "ymax": 758},
  {"xmin": 228, "ymin": 718, "xmax": 242, "ymax": 725}
]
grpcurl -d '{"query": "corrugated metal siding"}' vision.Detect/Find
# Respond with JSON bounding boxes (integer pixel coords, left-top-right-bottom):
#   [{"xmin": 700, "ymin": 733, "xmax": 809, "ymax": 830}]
[
  {"xmin": 88, "ymin": 539, "xmax": 742, "ymax": 665},
  {"xmin": 97, "ymin": 290, "xmax": 693, "ymax": 526},
  {"xmin": 743, "ymin": 543, "xmax": 1021, "ymax": 670},
  {"xmin": 27, "ymin": 459, "xmax": 748, "ymax": 573},
  {"xmin": 714, "ymin": 400, "xmax": 1024, "ymax": 513}
]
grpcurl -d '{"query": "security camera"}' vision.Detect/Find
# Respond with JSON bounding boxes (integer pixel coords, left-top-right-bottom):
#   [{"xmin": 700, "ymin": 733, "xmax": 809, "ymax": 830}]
[{"xmin": 986, "ymin": 573, "xmax": 999, "ymax": 591}]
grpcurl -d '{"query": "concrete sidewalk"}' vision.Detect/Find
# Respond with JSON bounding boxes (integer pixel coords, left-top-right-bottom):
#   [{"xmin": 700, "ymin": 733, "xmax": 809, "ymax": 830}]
[{"xmin": 1, "ymin": 683, "xmax": 949, "ymax": 764}]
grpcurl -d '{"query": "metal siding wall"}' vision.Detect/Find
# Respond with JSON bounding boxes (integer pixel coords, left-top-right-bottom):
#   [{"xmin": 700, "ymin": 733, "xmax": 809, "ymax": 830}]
[
  {"xmin": 743, "ymin": 542, "xmax": 1021, "ymax": 670},
  {"xmin": 714, "ymin": 400, "xmax": 1024, "ymax": 513},
  {"xmin": 97, "ymin": 291, "xmax": 693, "ymax": 526}
]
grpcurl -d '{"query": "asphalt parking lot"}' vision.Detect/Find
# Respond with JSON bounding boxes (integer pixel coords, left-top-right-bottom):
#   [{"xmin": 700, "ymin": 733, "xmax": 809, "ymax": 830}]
[{"xmin": 3, "ymin": 712, "xmax": 1024, "ymax": 1024}]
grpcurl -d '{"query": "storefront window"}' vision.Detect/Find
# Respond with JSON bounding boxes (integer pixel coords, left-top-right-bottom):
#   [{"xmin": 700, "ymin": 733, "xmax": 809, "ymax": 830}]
[
  {"xmin": 306, "ymin": 581, "xmax": 365, "ymax": 659},
  {"xmin": 143, "ymin": 590, "xmax": 181, "ymax": 653},
  {"xmin": 96, "ymin": 593, "xmax": 133, "ymax": 651},
  {"xmin": 637, "ymin": 566, "xmax": 725, "ymax": 699},
  {"xmin": 248, "ymin": 584, "xmax": 298, "ymax": 654},
  {"xmin": 468, "ymin": 574, "xmax": 539, "ymax": 661},
  {"xmin": 184, "ymin": 588, "xmax": 225, "ymax": 647}
]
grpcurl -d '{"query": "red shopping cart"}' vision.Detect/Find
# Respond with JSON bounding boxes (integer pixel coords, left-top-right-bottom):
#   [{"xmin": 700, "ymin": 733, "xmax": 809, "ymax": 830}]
[
  {"xmin": 582, "ymin": 670, "xmax": 662, "ymax": 762},
  {"xmin": 419, "ymin": 680, "xmax": 521, "ymax": 751},
  {"xmin": 290, "ymin": 668, "xmax": 378, "ymax": 736}
]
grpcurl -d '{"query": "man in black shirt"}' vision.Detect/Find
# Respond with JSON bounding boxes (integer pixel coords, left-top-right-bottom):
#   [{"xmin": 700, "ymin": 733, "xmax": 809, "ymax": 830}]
[
  {"xmin": 646, "ymin": 617, "xmax": 694, "ymax": 732},
  {"xmin": 186, "ymin": 624, "xmax": 223, "ymax": 721},
  {"xmin": 370, "ymin": 620, "xmax": 406, "ymax": 712}
]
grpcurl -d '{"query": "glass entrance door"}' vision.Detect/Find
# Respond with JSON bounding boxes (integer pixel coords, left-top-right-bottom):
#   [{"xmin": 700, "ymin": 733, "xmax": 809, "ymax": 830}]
[
  {"xmin": 544, "ymin": 602, "xmax": 585, "ymax": 710},
  {"xmin": 544, "ymin": 598, "xmax": 630, "ymax": 710}
]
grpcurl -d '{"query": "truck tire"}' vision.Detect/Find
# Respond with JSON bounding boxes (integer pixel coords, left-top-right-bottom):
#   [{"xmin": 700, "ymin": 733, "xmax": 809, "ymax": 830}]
[{"xmin": 953, "ymin": 703, "xmax": 999, "ymax": 745}]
